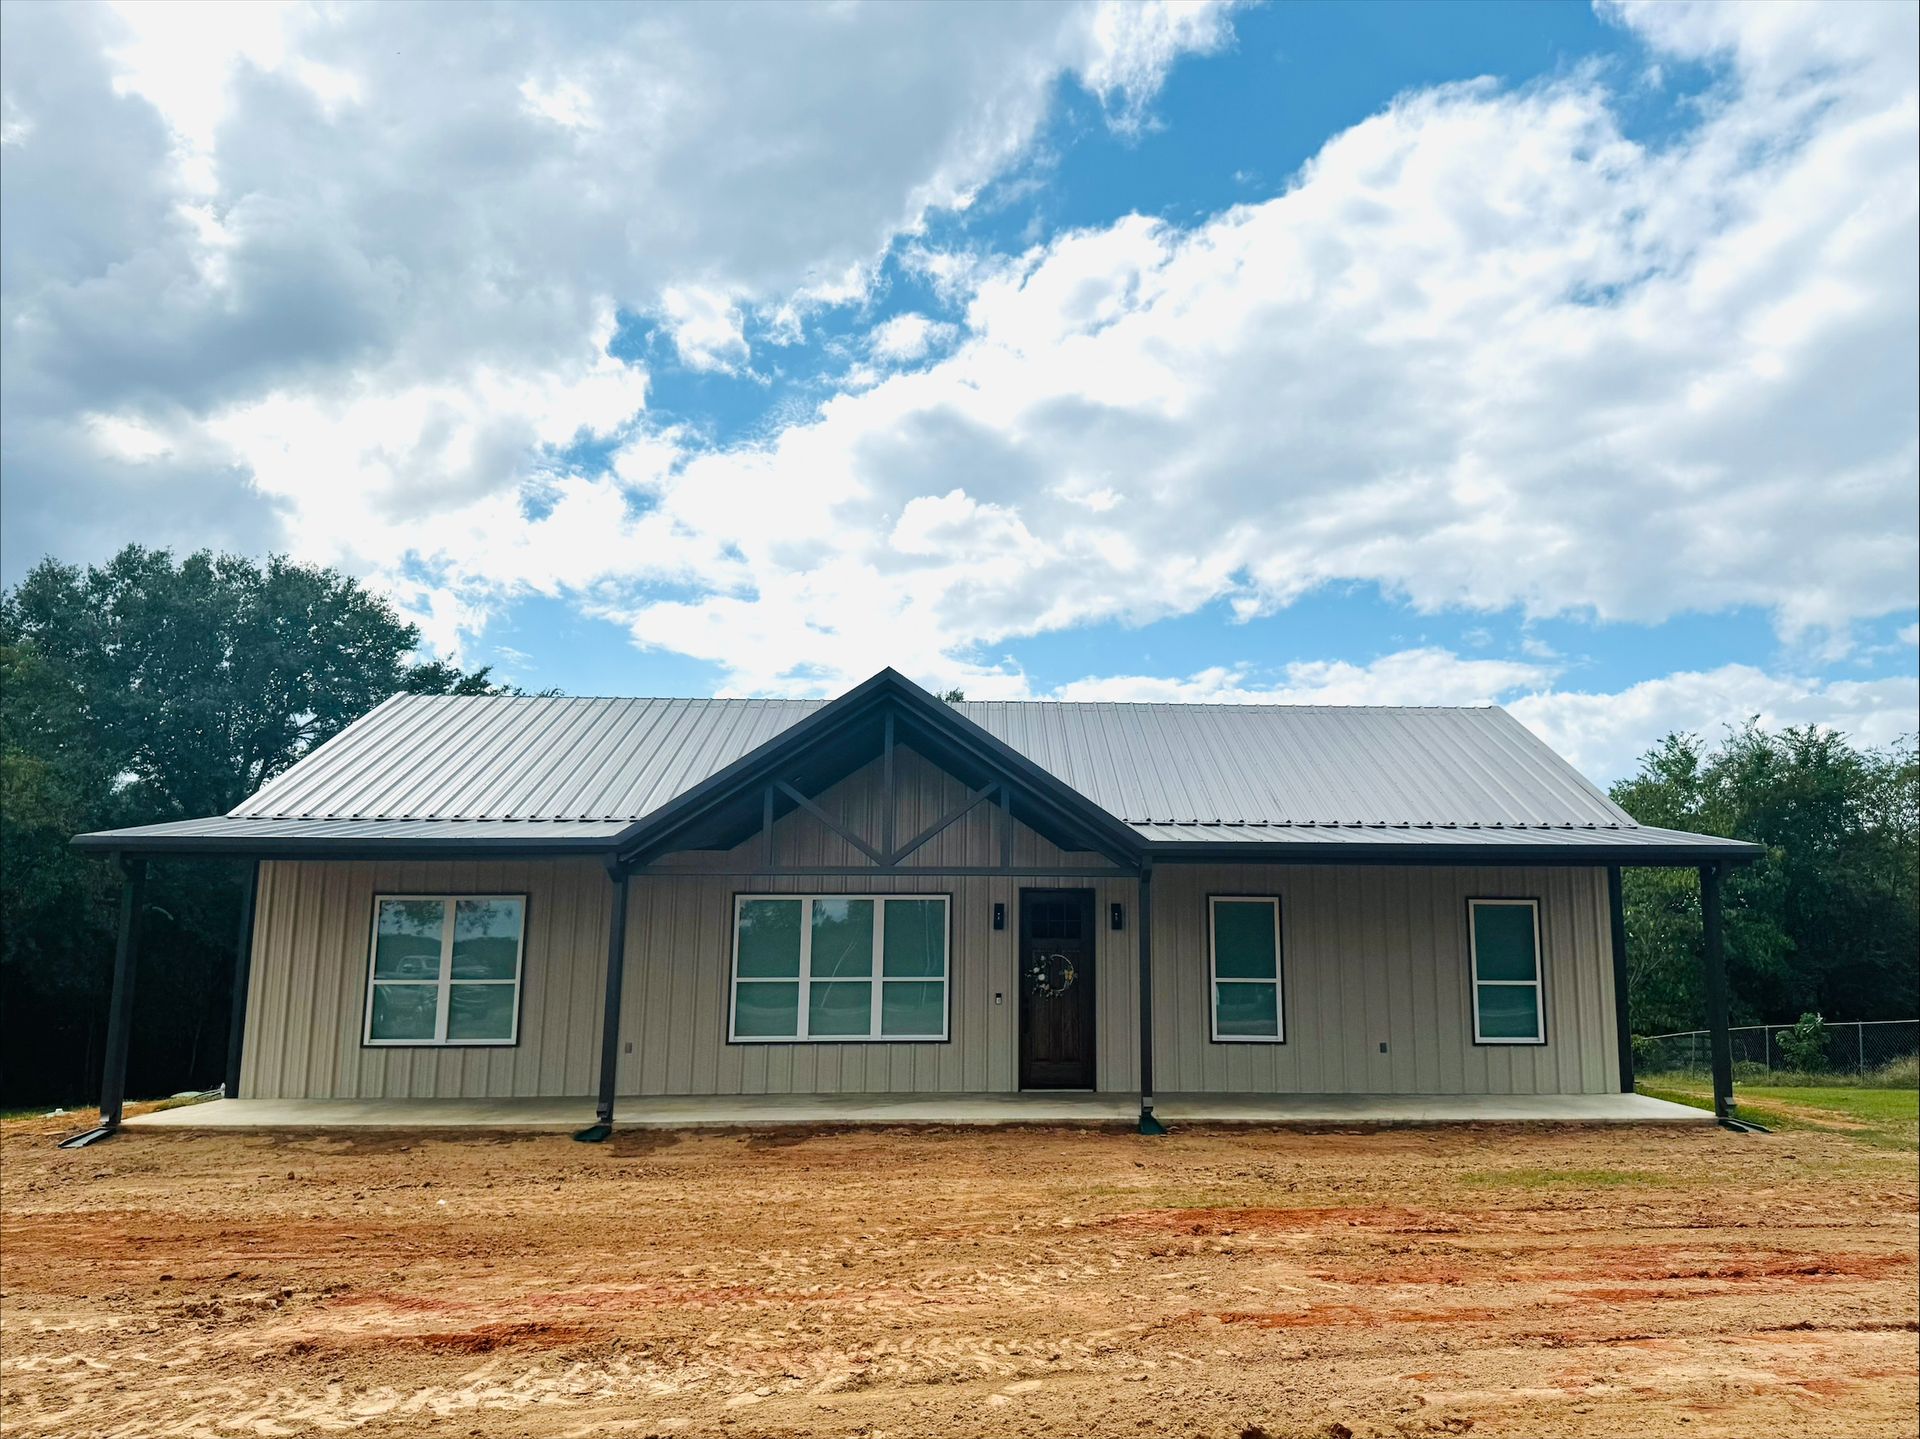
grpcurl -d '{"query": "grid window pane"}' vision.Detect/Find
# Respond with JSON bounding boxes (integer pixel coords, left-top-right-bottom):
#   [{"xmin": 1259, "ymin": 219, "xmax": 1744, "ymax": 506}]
[
  {"xmin": 374, "ymin": 899, "xmax": 445, "ymax": 979},
  {"xmin": 446, "ymin": 983, "xmax": 516, "ymax": 1040},
  {"xmin": 1472, "ymin": 904, "xmax": 1538, "ymax": 982},
  {"xmin": 737, "ymin": 900, "xmax": 803, "ymax": 978},
  {"xmin": 1214, "ymin": 981, "xmax": 1279, "ymax": 1037},
  {"xmin": 451, "ymin": 898, "xmax": 522, "ymax": 979},
  {"xmin": 882, "ymin": 900, "xmax": 946, "ymax": 977},
  {"xmin": 810, "ymin": 899, "xmax": 874, "ymax": 978},
  {"xmin": 734, "ymin": 982, "xmax": 800, "ymax": 1037},
  {"xmin": 881, "ymin": 981, "xmax": 944, "ymax": 1037},
  {"xmin": 1476, "ymin": 984, "xmax": 1540, "ymax": 1039},
  {"xmin": 1213, "ymin": 901, "xmax": 1277, "ymax": 980},
  {"xmin": 369, "ymin": 983, "xmax": 438, "ymax": 1040},
  {"xmin": 808, "ymin": 979, "xmax": 873, "ymax": 1036}
]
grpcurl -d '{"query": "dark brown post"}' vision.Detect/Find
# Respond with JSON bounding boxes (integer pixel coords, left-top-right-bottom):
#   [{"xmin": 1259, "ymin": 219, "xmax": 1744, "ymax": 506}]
[
  {"xmin": 1607, "ymin": 866, "xmax": 1633, "ymax": 1093},
  {"xmin": 224, "ymin": 859, "xmax": 261, "ymax": 1099},
  {"xmin": 98, "ymin": 854, "xmax": 147, "ymax": 1128},
  {"xmin": 1137, "ymin": 861, "xmax": 1164, "ymax": 1134},
  {"xmin": 579, "ymin": 858, "xmax": 631, "ymax": 1140},
  {"xmin": 1700, "ymin": 862, "xmax": 1734, "ymax": 1121}
]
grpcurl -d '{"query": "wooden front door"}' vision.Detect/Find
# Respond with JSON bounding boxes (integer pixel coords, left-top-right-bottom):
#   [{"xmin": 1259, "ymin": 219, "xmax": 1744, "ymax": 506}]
[{"xmin": 1018, "ymin": 889, "xmax": 1096, "ymax": 1089}]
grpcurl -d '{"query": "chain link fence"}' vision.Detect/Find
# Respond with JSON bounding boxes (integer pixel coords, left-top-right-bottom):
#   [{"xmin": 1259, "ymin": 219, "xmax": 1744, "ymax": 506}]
[{"xmin": 1636, "ymin": 1019, "xmax": 1918, "ymax": 1079}]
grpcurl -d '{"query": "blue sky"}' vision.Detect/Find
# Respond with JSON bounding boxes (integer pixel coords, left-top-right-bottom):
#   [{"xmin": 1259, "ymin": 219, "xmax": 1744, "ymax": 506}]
[{"xmin": 2, "ymin": 0, "xmax": 1915, "ymax": 780}]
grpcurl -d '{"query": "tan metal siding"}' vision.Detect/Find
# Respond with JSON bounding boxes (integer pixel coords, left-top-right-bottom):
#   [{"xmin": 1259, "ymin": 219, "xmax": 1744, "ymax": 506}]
[
  {"xmin": 237, "ymin": 754, "xmax": 1617, "ymax": 1100},
  {"xmin": 239, "ymin": 856, "xmax": 611, "ymax": 1100},
  {"xmin": 1151, "ymin": 864, "xmax": 1618, "ymax": 1095}
]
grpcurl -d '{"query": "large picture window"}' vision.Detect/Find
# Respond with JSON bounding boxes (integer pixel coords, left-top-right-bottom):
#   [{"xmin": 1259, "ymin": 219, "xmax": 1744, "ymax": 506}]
[
  {"xmin": 1468, "ymin": 898, "xmax": 1544, "ymax": 1044},
  {"xmin": 1209, "ymin": 895, "xmax": 1283, "ymax": 1042},
  {"xmin": 363, "ymin": 895, "xmax": 525, "ymax": 1046},
  {"xmin": 729, "ymin": 895, "xmax": 949, "ymax": 1042}
]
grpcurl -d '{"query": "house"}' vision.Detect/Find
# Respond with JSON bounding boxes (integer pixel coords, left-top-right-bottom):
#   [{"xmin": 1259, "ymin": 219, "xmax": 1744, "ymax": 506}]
[{"xmin": 69, "ymin": 668, "xmax": 1759, "ymax": 1142}]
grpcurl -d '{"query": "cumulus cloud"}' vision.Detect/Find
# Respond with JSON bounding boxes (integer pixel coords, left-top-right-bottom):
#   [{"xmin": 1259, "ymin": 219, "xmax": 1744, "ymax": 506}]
[
  {"xmin": 1509, "ymin": 664, "xmax": 1920, "ymax": 781},
  {"xmin": 570, "ymin": 0, "xmax": 1916, "ymax": 693},
  {"xmin": 1053, "ymin": 649, "xmax": 1552, "ymax": 707},
  {"xmin": 869, "ymin": 313, "xmax": 958, "ymax": 364},
  {"xmin": 3, "ymin": 0, "xmax": 1913, "ymax": 761},
  {"xmin": 1057, "ymin": 649, "xmax": 1919, "ymax": 784},
  {"xmin": 0, "ymin": 0, "xmax": 1232, "ymax": 580}
]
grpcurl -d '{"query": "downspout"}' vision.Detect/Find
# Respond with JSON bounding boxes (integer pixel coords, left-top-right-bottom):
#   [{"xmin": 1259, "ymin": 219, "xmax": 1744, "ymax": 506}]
[
  {"xmin": 1137, "ymin": 859, "xmax": 1166, "ymax": 1135},
  {"xmin": 574, "ymin": 855, "xmax": 632, "ymax": 1142},
  {"xmin": 59, "ymin": 854, "xmax": 147, "ymax": 1149}
]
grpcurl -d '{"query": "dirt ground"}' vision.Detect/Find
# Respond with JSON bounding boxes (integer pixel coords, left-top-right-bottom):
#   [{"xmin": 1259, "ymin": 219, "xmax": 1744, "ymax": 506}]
[{"xmin": 2, "ymin": 1111, "xmax": 1915, "ymax": 1439}]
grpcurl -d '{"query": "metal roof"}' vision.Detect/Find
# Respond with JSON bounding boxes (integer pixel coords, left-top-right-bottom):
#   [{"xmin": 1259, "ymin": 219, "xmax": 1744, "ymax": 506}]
[{"xmin": 74, "ymin": 682, "xmax": 1760, "ymax": 861}]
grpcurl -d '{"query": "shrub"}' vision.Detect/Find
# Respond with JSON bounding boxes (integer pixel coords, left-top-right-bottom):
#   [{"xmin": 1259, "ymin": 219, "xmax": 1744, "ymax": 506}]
[{"xmin": 1776, "ymin": 1012, "xmax": 1829, "ymax": 1073}]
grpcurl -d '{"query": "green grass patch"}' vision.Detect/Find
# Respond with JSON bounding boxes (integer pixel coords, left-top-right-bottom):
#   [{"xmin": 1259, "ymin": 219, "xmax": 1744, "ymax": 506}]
[
  {"xmin": 1638, "ymin": 1075, "xmax": 1919, "ymax": 1150},
  {"xmin": 1461, "ymin": 1166, "xmax": 1666, "ymax": 1190}
]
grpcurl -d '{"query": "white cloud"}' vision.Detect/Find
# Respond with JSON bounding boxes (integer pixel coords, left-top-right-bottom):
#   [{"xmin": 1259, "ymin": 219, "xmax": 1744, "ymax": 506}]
[
  {"xmin": 563, "ymin": 0, "xmax": 1915, "ymax": 693},
  {"xmin": 659, "ymin": 286, "xmax": 750, "ymax": 374},
  {"xmin": 4, "ymin": 0, "xmax": 1913, "ymax": 724},
  {"xmin": 1054, "ymin": 648, "xmax": 1919, "ymax": 784},
  {"xmin": 869, "ymin": 312, "xmax": 958, "ymax": 363},
  {"xmin": 1, "ymin": 0, "xmax": 1231, "ymax": 586},
  {"xmin": 1510, "ymin": 664, "xmax": 1920, "ymax": 781},
  {"xmin": 1053, "ymin": 648, "xmax": 1552, "ymax": 706}
]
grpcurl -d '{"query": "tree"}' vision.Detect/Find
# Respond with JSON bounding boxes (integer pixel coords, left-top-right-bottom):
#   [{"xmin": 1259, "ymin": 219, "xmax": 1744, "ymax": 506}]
[
  {"xmin": 0, "ymin": 546, "xmax": 519, "ymax": 1105},
  {"xmin": 1611, "ymin": 723, "xmax": 1919, "ymax": 1036}
]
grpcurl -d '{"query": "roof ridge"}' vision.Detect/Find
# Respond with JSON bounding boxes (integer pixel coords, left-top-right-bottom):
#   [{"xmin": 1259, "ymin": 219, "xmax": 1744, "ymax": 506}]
[{"xmin": 396, "ymin": 693, "xmax": 1502, "ymax": 712}]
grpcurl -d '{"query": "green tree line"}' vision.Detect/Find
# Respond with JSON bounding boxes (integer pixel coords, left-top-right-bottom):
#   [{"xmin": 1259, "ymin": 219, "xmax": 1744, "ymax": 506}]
[
  {"xmin": 2, "ymin": 545, "xmax": 1915, "ymax": 1103},
  {"xmin": 1, "ymin": 547, "xmax": 521, "ymax": 1106},
  {"xmin": 1610, "ymin": 725, "xmax": 1918, "ymax": 1036}
]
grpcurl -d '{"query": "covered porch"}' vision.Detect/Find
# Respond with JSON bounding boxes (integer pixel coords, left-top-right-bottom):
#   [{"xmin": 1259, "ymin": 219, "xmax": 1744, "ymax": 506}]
[{"xmin": 123, "ymin": 1089, "xmax": 1711, "ymax": 1130}]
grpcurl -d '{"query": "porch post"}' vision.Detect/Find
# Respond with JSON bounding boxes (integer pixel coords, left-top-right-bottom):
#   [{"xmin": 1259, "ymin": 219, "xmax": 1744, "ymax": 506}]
[
  {"xmin": 97, "ymin": 854, "xmax": 147, "ymax": 1129},
  {"xmin": 1699, "ymin": 862, "xmax": 1735, "ymax": 1121},
  {"xmin": 223, "ymin": 859, "xmax": 261, "ymax": 1099},
  {"xmin": 578, "ymin": 857, "xmax": 632, "ymax": 1141},
  {"xmin": 1607, "ymin": 866, "xmax": 1633, "ymax": 1093},
  {"xmin": 1137, "ymin": 860, "xmax": 1165, "ymax": 1135}
]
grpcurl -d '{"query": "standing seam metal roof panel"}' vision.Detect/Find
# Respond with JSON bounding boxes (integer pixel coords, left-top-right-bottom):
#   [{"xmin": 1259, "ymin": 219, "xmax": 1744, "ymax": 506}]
[{"xmin": 224, "ymin": 694, "xmax": 1641, "ymax": 829}]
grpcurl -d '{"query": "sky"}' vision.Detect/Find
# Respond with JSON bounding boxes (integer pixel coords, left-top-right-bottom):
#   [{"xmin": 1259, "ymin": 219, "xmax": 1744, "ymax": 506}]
[{"xmin": 1, "ymin": 0, "xmax": 1915, "ymax": 783}]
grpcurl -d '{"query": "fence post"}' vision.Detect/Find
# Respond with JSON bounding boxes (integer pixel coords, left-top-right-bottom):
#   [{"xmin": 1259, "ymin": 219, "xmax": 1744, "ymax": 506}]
[{"xmin": 1857, "ymin": 1022, "xmax": 1865, "ymax": 1074}]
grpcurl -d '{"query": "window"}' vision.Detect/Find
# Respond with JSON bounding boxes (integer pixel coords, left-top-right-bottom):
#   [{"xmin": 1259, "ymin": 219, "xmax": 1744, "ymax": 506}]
[
  {"xmin": 364, "ymin": 895, "xmax": 525, "ymax": 1046},
  {"xmin": 1209, "ymin": 895, "xmax": 1283, "ymax": 1042},
  {"xmin": 729, "ymin": 895, "xmax": 949, "ymax": 1042},
  {"xmin": 1468, "ymin": 898, "xmax": 1544, "ymax": 1044}
]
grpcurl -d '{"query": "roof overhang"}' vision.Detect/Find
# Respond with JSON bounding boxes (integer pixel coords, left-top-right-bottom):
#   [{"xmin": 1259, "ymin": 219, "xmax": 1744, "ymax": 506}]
[
  {"xmin": 1138, "ymin": 838, "xmax": 1763, "ymax": 868},
  {"xmin": 68, "ymin": 817, "xmax": 631, "ymax": 860}
]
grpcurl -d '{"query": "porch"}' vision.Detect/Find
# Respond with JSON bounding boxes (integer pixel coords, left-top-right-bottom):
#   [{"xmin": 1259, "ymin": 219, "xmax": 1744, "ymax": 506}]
[{"xmin": 122, "ymin": 1089, "xmax": 1710, "ymax": 1130}]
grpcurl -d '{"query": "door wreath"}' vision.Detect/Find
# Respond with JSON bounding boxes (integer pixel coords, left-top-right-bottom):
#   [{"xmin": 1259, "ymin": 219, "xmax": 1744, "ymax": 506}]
[{"xmin": 1025, "ymin": 951, "xmax": 1078, "ymax": 998}]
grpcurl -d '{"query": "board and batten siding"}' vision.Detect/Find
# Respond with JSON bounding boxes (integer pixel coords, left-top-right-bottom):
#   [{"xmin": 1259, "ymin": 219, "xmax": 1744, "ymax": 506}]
[
  {"xmin": 238, "ymin": 856, "xmax": 613, "ymax": 1101},
  {"xmin": 619, "ymin": 742, "xmax": 1136, "ymax": 1096},
  {"xmin": 1150, "ymin": 864, "xmax": 1620, "ymax": 1095},
  {"xmin": 235, "ymin": 745, "xmax": 1619, "ymax": 1100}
]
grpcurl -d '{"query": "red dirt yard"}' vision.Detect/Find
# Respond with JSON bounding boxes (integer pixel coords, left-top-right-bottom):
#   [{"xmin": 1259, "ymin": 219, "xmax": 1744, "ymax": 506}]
[{"xmin": 2, "ymin": 1112, "xmax": 1915, "ymax": 1438}]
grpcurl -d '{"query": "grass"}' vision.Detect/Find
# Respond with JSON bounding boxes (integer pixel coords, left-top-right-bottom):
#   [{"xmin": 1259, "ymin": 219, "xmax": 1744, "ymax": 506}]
[
  {"xmin": 1460, "ymin": 1166, "xmax": 1667, "ymax": 1189},
  {"xmin": 1638, "ymin": 1072, "xmax": 1920, "ymax": 1150}
]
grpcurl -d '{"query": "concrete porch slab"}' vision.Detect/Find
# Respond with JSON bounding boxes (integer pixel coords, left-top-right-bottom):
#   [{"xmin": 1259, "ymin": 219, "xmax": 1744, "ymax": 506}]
[
  {"xmin": 123, "ymin": 1089, "xmax": 1709, "ymax": 1130},
  {"xmin": 1154, "ymin": 1092, "xmax": 1711, "ymax": 1124}
]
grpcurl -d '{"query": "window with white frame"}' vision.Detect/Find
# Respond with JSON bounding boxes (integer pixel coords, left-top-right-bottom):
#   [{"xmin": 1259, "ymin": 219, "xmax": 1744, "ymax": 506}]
[
  {"xmin": 1209, "ymin": 895, "xmax": 1283, "ymax": 1042},
  {"xmin": 730, "ymin": 895, "xmax": 949, "ymax": 1042},
  {"xmin": 1468, "ymin": 898, "xmax": 1544, "ymax": 1044},
  {"xmin": 364, "ymin": 895, "xmax": 526, "ymax": 1045}
]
